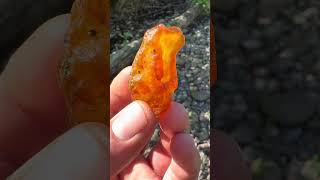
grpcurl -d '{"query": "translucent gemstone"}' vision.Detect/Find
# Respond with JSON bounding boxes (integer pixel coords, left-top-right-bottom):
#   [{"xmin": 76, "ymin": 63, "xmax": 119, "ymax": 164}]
[{"xmin": 129, "ymin": 24, "xmax": 185, "ymax": 118}]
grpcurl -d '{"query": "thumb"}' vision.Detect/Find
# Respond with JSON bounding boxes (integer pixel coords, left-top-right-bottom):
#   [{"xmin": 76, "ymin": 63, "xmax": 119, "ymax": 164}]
[
  {"xmin": 110, "ymin": 100, "xmax": 157, "ymax": 177},
  {"xmin": 7, "ymin": 123, "xmax": 108, "ymax": 180}
]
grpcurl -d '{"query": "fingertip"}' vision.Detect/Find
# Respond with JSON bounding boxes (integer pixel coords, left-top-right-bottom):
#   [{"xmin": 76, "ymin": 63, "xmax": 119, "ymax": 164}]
[
  {"xmin": 163, "ymin": 133, "xmax": 200, "ymax": 180},
  {"xmin": 122, "ymin": 66, "xmax": 132, "ymax": 75},
  {"xmin": 170, "ymin": 133, "xmax": 201, "ymax": 172},
  {"xmin": 159, "ymin": 102, "xmax": 189, "ymax": 138}
]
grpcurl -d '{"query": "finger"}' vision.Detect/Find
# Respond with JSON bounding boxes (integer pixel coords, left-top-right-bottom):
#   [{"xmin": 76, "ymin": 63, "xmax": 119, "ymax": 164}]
[
  {"xmin": 159, "ymin": 130, "xmax": 172, "ymax": 154},
  {"xmin": 110, "ymin": 66, "xmax": 132, "ymax": 118},
  {"xmin": 146, "ymin": 102, "xmax": 189, "ymax": 176},
  {"xmin": 146, "ymin": 131, "xmax": 171, "ymax": 177},
  {"xmin": 212, "ymin": 130, "xmax": 251, "ymax": 180},
  {"xmin": 163, "ymin": 133, "xmax": 200, "ymax": 180},
  {"xmin": 0, "ymin": 14, "xmax": 70, "ymax": 169},
  {"xmin": 110, "ymin": 101, "xmax": 157, "ymax": 177},
  {"xmin": 120, "ymin": 156, "xmax": 160, "ymax": 180},
  {"xmin": 1, "ymin": 14, "xmax": 69, "ymax": 121},
  {"xmin": 7, "ymin": 123, "xmax": 108, "ymax": 180},
  {"xmin": 159, "ymin": 102, "xmax": 189, "ymax": 138},
  {"xmin": 146, "ymin": 141, "xmax": 171, "ymax": 177}
]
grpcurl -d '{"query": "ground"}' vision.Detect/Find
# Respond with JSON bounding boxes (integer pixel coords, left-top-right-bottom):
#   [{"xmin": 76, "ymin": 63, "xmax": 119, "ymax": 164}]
[
  {"xmin": 111, "ymin": 0, "xmax": 211, "ymax": 179},
  {"xmin": 213, "ymin": 0, "xmax": 320, "ymax": 179}
]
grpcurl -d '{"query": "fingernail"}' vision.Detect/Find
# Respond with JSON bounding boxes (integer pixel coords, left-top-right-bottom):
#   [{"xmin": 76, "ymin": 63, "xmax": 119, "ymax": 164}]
[{"xmin": 112, "ymin": 101, "xmax": 148, "ymax": 140}]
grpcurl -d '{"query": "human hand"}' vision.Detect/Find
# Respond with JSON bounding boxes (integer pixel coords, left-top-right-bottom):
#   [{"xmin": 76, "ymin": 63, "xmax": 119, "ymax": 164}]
[
  {"xmin": 110, "ymin": 66, "xmax": 201, "ymax": 179},
  {"xmin": 0, "ymin": 15, "xmax": 108, "ymax": 179},
  {"xmin": 0, "ymin": 12, "xmax": 250, "ymax": 180},
  {"xmin": 0, "ymin": 13, "xmax": 201, "ymax": 179}
]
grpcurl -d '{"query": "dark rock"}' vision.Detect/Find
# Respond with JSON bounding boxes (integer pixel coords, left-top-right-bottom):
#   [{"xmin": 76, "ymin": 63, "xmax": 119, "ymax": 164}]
[
  {"xmin": 247, "ymin": 112, "xmax": 264, "ymax": 129},
  {"xmin": 243, "ymin": 146, "xmax": 260, "ymax": 163},
  {"xmin": 287, "ymin": 159, "xmax": 304, "ymax": 180},
  {"xmin": 212, "ymin": 104, "xmax": 228, "ymax": 129},
  {"xmin": 231, "ymin": 124, "xmax": 257, "ymax": 144},
  {"xmin": 239, "ymin": 4, "xmax": 257, "ymax": 24},
  {"xmin": 253, "ymin": 67, "xmax": 269, "ymax": 77},
  {"xmin": 263, "ymin": 21, "xmax": 288, "ymax": 40},
  {"xmin": 190, "ymin": 90, "xmax": 210, "ymax": 101},
  {"xmin": 214, "ymin": 0, "xmax": 239, "ymax": 13},
  {"xmin": 213, "ymin": 103, "xmax": 242, "ymax": 129},
  {"xmin": 216, "ymin": 28, "xmax": 241, "ymax": 48},
  {"xmin": 269, "ymin": 60, "xmax": 292, "ymax": 75},
  {"xmin": 176, "ymin": 57, "xmax": 185, "ymax": 66},
  {"xmin": 259, "ymin": 0, "xmax": 294, "ymax": 17},
  {"xmin": 249, "ymin": 52, "xmax": 269, "ymax": 65},
  {"xmin": 266, "ymin": 78, "xmax": 280, "ymax": 92},
  {"xmin": 251, "ymin": 159, "xmax": 283, "ymax": 180},
  {"xmin": 263, "ymin": 122, "xmax": 280, "ymax": 138},
  {"xmin": 301, "ymin": 156, "xmax": 320, "ymax": 180},
  {"xmin": 313, "ymin": 61, "xmax": 320, "ymax": 75},
  {"xmin": 279, "ymin": 48, "xmax": 295, "ymax": 61},
  {"xmin": 260, "ymin": 92, "xmax": 316, "ymax": 126},
  {"xmin": 307, "ymin": 118, "xmax": 320, "ymax": 130},
  {"xmin": 242, "ymin": 39, "xmax": 262, "ymax": 51},
  {"xmin": 254, "ymin": 78, "xmax": 267, "ymax": 91},
  {"xmin": 233, "ymin": 94, "xmax": 248, "ymax": 113},
  {"xmin": 282, "ymin": 128, "xmax": 302, "ymax": 144}
]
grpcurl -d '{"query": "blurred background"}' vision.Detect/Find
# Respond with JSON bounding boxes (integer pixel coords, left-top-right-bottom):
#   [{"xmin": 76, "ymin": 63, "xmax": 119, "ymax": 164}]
[
  {"xmin": 111, "ymin": 0, "xmax": 211, "ymax": 179},
  {"xmin": 0, "ymin": 0, "xmax": 73, "ymax": 72},
  {"xmin": 212, "ymin": 0, "xmax": 320, "ymax": 179}
]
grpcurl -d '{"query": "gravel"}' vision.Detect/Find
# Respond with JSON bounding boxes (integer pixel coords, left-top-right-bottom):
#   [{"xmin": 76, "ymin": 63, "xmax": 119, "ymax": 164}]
[
  {"xmin": 213, "ymin": 0, "xmax": 320, "ymax": 179},
  {"xmin": 259, "ymin": 92, "xmax": 316, "ymax": 126},
  {"xmin": 175, "ymin": 18, "xmax": 210, "ymax": 179}
]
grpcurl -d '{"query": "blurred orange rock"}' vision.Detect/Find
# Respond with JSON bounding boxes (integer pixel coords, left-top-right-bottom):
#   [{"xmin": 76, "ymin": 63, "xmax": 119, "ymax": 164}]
[
  {"xmin": 129, "ymin": 24, "xmax": 185, "ymax": 118},
  {"xmin": 59, "ymin": 0, "xmax": 108, "ymax": 125}
]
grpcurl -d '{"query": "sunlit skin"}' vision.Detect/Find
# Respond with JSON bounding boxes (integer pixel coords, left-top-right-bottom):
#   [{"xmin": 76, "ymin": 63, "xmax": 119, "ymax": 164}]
[
  {"xmin": 59, "ymin": 0, "xmax": 108, "ymax": 125},
  {"xmin": 129, "ymin": 24, "xmax": 185, "ymax": 118}
]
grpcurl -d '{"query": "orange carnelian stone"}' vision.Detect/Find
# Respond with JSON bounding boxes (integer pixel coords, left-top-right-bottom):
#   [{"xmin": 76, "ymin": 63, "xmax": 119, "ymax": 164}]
[
  {"xmin": 129, "ymin": 24, "xmax": 185, "ymax": 117},
  {"xmin": 59, "ymin": 0, "xmax": 108, "ymax": 125}
]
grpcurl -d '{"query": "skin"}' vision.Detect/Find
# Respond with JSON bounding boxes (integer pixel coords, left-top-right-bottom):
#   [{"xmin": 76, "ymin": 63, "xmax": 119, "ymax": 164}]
[
  {"xmin": 0, "ymin": 14, "xmax": 251, "ymax": 180},
  {"xmin": 110, "ymin": 66, "xmax": 201, "ymax": 180}
]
